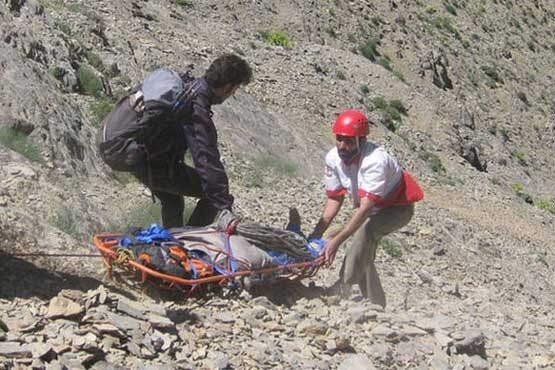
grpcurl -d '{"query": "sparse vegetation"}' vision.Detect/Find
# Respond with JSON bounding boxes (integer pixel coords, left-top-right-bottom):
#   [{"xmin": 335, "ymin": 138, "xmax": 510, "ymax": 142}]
[
  {"xmin": 511, "ymin": 150, "xmax": 527, "ymax": 166},
  {"xmin": 89, "ymin": 97, "xmax": 115, "ymax": 126},
  {"xmin": 370, "ymin": 96, "xmax": 408, "ymax": 132},
  {"xmin": 77, "ymin": 65, "xmax": 103, "ymax": 97},
  {"xmin": 86, "ymin": 51, "xmax": 104, "ymax": 72},
  {"xmin": 377, "ymin": 56, "xmax": 392, "ymax": 71},
  {"xmin": 50, "ymin": 205, "xmax": 80, "ymax": 238},
  {"xmin": 112, "ymin": 201, "xmax": 193, "ymax": 230},
  {"xmin": 49, "ymin": 66, "xmax": 66, "ymax": 80},
  {"xmin": 536, "ymin": 199, "xmax": 555, "ymax": 215},
  {"xmin": 359, "ymin": 38, "xmax": 380, "ymax": 61},
  {"xmin": 56, "ymin": 21, "xmax": 72, "ymax": 35},
  {"xmin": 419, "ymin": 150, "xmax": 446, "ymax": 174},
  {"xmin": 174, "ymin": 0, "xmax": 192, "ymax": 7},
  {"xmin": 254, "ymin": 154, "xmax": 297, "ymax": 177},
  {"xmin": 511, "ymin": 183, "xmax": 523, "ymax": 193},
  {"xmin": 245, "ymin": 170, "xmax": 264, "ymax": 188},
  {"xmin": 444, "ymin": 2, "xmax": 457, "ymax": 16},
  {"xmin": 393, "ymin": 70, "xmax": 406, "ymax": 83},
  {"xmin": 360, "ymin": 85, "xmax": 370, "ymax": 95},
  {"xmin": 511, "ymin": 183, "xmax": 533, "ymax": 203},
  {"xmin": 380, "ymin": 238, "xmax": 403, "ymax": 258},
  {"xmin": 38, "ymin": 0, "xmax": 65, "ymax": 10},
  {"xmin": 537, "ymin": 252, "xmax": 549, "ymax": 268},
  {"xmin": 430, "ymin": 16, "xmax": 459, "ymax": 36},
  {"xmin": 481, "ymin": 65, "xmax": 504, "ymax": 88},
  {"xmin": 0, "ymin": 127, "xmax": 43, "ymax": 163},
  {"xmin": 260, "ymin": 31, "xmax": 292, "ymax": 48}
]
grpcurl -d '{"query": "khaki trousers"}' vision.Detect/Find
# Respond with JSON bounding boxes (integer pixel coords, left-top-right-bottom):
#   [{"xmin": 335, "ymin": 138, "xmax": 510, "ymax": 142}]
[{"xmin": 340, "ymin": 204, "xmax": 414, "ymax": 308}]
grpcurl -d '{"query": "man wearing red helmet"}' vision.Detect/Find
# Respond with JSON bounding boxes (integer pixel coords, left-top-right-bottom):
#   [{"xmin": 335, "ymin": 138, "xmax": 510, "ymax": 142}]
[{"xmin": 309, "ymin": 109, "xmax": 423, "ymax": 307}]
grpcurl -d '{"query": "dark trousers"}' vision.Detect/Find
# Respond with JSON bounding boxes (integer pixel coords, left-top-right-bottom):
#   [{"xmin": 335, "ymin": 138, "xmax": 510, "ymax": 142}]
[{"xmin": 133, "ymin": 161, "xmax": 218, "ymax": 228}]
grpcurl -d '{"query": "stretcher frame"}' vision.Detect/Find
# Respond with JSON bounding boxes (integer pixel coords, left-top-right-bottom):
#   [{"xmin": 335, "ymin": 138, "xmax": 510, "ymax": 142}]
[{"xmin": 93, "ymin": 233, "xmax": 324, "ymax": 296}]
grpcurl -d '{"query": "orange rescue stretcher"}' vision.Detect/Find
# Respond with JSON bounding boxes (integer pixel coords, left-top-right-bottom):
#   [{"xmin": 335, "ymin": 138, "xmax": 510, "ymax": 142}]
[{"xmin": 93, "ymin": 232, "xmax": 324, "ymax": 296}]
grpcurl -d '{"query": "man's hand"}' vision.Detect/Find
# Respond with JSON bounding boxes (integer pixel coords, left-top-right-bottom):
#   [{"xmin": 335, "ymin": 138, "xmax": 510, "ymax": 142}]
[{"xmin": 322, "ymin": 238, "xmax": 341, "ymax": 266}]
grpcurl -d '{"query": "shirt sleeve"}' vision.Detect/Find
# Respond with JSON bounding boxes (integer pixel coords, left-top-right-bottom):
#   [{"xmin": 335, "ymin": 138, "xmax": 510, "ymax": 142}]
[
  {"xmin": 324, "ymin": 154, "xmax": 347, "ymax": 198},
  {"xmin": 183, "ymin": 94, "xmax": 234, "ymax": 211},
  {"xmin": 357, "ymin": 158, "xmax": 388, "ymax": 203}
]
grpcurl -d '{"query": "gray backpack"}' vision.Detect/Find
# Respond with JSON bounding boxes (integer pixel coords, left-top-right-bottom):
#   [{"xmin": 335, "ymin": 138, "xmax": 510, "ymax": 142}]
[{"xmin": 98, "ymin": 68, "xmax": 199, "ymax": 171}]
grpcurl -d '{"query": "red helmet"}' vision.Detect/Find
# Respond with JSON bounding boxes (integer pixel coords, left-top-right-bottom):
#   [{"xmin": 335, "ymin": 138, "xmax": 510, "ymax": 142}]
[{"xmin": 332, "ymin": 110, "xmax": 369, "ymax": 137}]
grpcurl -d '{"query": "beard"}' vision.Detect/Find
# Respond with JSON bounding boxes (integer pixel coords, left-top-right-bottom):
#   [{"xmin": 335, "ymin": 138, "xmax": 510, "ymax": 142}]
[{"xmin": 338, "ymin": 148, "xmax": 360, "ymax": 163}]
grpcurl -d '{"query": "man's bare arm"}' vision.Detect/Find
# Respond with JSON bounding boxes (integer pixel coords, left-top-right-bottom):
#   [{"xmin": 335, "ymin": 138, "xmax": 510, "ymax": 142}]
[{"xmin": 309, "ymin": 196, "xmax": 344, "ymax": 239}]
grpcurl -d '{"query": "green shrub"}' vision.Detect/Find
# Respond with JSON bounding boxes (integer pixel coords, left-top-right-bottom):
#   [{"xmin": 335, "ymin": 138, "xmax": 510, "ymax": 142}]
[
  {"xmin": 360, "ymin": 38, "xmax": 380, "ymax": 61},
  {"xmin": 336, "ymin": 70, "xmax": 346, "ymax": 80},
  {"xmin": 261, "ymin": 31, "xmax": 292, "ymax": 48},
  {"xmin": 86, "ymin": 51, "xmax": 104, "ymax": 72},
  {"xmin": 49, "ymin": 66, "xmax": 66, "ymax": 80},
  {"xmin": 444, "ymin": 3, "xmax": 457, "ymax": 15},
  {"xmin": 254, "ymin": 154, "xmax": 297, "ymax": 177},
  {"xmin": 377, "ymin": 56, "xmax": 392, "ymax": 71},
  {"xmin": 38, "ymin": 0, "xmax": 65, "ymax": 9},
  {"xmin": 510, "ymin": 183, "xmax": 532, "ymax": 203},
  {"xmin": 389, "ymin": 99, "xmax": 408, "ymax": 115},
  {"xmin": 371, "ymin": 96, "xmax": 388, "ymax": 110},
  {"xmin": 430, "ymin": 16, "xmax": 459, "ymax": 35},
  {"xmin": 56, "ymin": 21, "xmax": 72, "ymax": 35},
  {"xmin": 0, "ymin": 127, "xmax": 43, "ymax": 163},
  {"xmin": 77, "ymin": 65, "xmax": 103, "ymax": 97},
  {"xmin": 511, "ymin": 183, "xmax": 523, "ymax": 193},
  {"xmin": 536, "ymin": 199, "xmax": 555, "ymax": 215},
  {"xmin": 174, "ymin": 0, "xmax": 192, "ymax": 7},
  {"xmin": 511, "ymin": 150, "xmax": 527, "ymax": 166},
  {"xmin": 380, "ymin": 238, "xmax": 403, "ymax": 258},
  {"xmin": 370, "ymin": 97, "xmax": 408, "ymax": 131},
  {"xmin": 537, "ymin": 252, "xmax": 549, "ymax": 268},
  {"xmin": 360, "ymin": 85, "xmax": 370, "ymax": 95},
  {"xmin": 89, "ymin": 97, "xmax": 114, "ymax": 126},
  {"xmin": 419, "ymin": 151, "xmax": 446, "ymax": 174}
]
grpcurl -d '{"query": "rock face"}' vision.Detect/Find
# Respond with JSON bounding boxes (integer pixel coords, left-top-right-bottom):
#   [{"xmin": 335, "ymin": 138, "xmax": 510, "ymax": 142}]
[{"xmin": 0, "ymin": 0, "xmax": 554, "ymax": 369}]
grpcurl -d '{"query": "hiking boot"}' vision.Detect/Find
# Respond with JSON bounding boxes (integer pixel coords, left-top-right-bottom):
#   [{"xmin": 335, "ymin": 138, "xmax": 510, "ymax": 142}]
[{"xmin": 325, "ymin": 280, "xmax": 351, "ymax": 298}]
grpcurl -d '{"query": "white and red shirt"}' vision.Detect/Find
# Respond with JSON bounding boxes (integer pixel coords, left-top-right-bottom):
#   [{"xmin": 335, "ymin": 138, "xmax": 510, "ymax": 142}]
[{"xmin": 324, "ymin": 142, "xmax": 423, "ymax": 212}]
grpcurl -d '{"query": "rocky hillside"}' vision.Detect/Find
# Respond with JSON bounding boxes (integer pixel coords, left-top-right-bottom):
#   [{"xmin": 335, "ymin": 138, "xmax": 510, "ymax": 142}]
[{"xmin": 1, "ymin": 0, "xmax": 554, "ymax": 369}]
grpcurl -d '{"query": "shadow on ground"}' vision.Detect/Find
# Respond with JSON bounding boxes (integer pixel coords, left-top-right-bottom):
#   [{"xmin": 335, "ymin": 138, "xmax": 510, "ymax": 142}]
[
  {"xmin": 0, "ymin": 252, "xmax": 130, "ymax": 300},
  {"xmin": 248, "ymin": 280, "xmax": 329, "ymax": 306}
]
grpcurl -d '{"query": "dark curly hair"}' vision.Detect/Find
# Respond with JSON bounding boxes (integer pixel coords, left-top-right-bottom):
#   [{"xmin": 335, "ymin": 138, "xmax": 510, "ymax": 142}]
[{"xmin": 205, "ymin": 54, "xmax": 253, "ymax": 88}]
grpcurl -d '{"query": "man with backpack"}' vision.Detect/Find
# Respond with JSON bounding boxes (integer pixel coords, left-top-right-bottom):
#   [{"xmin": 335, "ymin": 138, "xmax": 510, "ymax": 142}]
[
  {"xmin": 98, "ymin": 54, "xmax": 252, "ymax": 228},
  {"xmin": 309, "ymin": 110, "xmax": 423, "ymax": 308}
]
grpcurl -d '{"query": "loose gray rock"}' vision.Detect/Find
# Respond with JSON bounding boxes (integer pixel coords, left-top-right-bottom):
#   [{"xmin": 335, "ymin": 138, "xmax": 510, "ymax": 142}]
[
  {"xmin": 0, "ymin": 342, "xmax": 32, "ymax": 358},
  {"xmin": 337, "ymin": 354, "xmax": 376, "ymax": 370},
  {"xmin": 453, "ymin": 329, "xmax": 486, "ymax": 358},
  {"xmin": 46, "ymin": 296, "xmax": 83, "ymax": 319}
]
